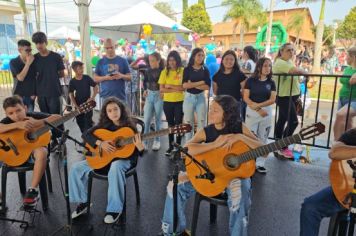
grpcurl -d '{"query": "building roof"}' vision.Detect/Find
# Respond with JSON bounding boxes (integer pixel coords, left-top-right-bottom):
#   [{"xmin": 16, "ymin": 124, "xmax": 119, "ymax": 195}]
[
  {"xmin": 209, "ymin": 7, "xmax": 315, "ymax": 43},
  {"xmin": 0, "ymin": 0, "xmax": 35, "ymax": 15}
]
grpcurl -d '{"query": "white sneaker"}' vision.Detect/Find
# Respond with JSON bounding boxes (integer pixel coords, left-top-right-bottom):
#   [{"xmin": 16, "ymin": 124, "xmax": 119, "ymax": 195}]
[
  {"xmin": 152, "ymin": 141, "xmax": 161, "ymax": 151},
  {"xmin": 104, "ymin": 212, "xmax": 121, "ymax": 224}
]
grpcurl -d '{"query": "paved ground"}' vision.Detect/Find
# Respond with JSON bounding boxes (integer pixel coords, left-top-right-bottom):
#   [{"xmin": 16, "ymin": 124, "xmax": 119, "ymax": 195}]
[{"xmin": 0, "ymin": 114, "xmax": 333, "ymax": 236}]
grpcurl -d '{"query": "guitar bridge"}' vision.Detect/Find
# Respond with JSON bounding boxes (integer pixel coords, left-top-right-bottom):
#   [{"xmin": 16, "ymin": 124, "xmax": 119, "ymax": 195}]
[{"xmin": 6, "ymin": 138, "xmax": 19, "ymax": 156}]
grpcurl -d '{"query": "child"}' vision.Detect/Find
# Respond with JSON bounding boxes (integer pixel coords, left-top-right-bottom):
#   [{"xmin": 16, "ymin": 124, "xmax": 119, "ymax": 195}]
[
  {"xmin": 69, "ymin": 61, "xmax": 98, "ymax": 134},
  {"xmin": 299, "ymin": 57, "xmax": 312, "ymax": 112},
  {"xmin": 160, "ymin": 95, "xmax": 263, "ymax": 235},
  {"xmin": 69, "ymin": 97, "xmax": 144, "ymax": 224},
  {"xmin": 0, "ymin": 95, "xmax": 60, "ymax": 206}
]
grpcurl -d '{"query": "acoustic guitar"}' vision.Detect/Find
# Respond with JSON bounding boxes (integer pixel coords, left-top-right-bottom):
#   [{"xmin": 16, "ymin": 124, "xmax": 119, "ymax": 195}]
[
  {"xmin": 85, "ymin": 124, "xmax": 192, "ymax": 169},
  {"xmin": 330, "ymin": 158, "xmax": 356, "ymax": 209},
  {"xmin": 185, "ymin": 122, "xmax": 325, "ymax": 197},
  {"xmin": 0, "ymin": 100, "xmax": 96, "ymax": 167}
]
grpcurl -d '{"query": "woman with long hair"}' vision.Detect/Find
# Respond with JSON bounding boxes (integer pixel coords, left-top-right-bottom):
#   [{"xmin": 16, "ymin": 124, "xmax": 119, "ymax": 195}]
[
  {"xmin": 158, "ymin": 50, "xmax": 185, "ymax": 156},
  {"xmin": 212, "ymin": 50, "xmax": 247, "ymax": 120},
  {"xmin": 244, "ymin": 57, "xmax": 276, "ymax": 173},
  {"xmin": 182, "ymin": 48, "xmax": 210, "ymax": 140},
  {"xmin": 272, "ymin": 43, "xmax": 308, "ymax": 159},
  {"xmin": 241, "ymin": 45, "xmax": 257, "ymax": 74},
  {"xmin": 160, "ymin": 95, "xmax": 263, "ymax": 236}
]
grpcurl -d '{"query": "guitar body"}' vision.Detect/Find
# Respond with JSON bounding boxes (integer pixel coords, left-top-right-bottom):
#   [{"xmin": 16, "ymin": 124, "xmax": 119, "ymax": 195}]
[
  {"xmin": 185, "ymin": 141, "xmax": 256, "ymax": 197},
  {"xmin": 0, "ymin": 129, "xmax": 51, "ymax": 167},
  {"xmin": 86, "ymin": 127, "xmax": 136, "ymax": 170},
  {"xmin": 330, "ymin": 158, "xmax": 356, "ymax": 209}
]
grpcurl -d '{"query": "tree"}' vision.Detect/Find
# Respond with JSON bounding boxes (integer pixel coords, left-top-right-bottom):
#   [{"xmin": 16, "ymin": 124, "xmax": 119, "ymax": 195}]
[
  {"xmin": 198, "ymin": 0, "xmax": 206, "ymax": 9},
  {"xmin": 223, "ymin": 0, "xmax": 266, "ymax": 49},
  {"xmin": 19, "ymin": 0, "xmax": 29, "ymax": 38},
  {"xmin": 153, "ymin": 2, "xmax": 177, "ymax": 45},
  {"xmin": 287, "ymin": 9, "xmax": 307, "ymax": 46},
  {"xmin": 35, "ymin": 0, "xmax": 41, "ymax": 31},
  {"xmin": 183, "ymin": 0, "xmax": 188, "ymax": 13},
  {"xmin": 296, "ymin": 0, "xmax": 338, "ymax": 73},
  {"xmin": 181, "ymin": 3, "xmax": 212, "ymax": 35},
  {"xmin": 337, "ymin": 6, "xmax": 356, "ymax": 49}
]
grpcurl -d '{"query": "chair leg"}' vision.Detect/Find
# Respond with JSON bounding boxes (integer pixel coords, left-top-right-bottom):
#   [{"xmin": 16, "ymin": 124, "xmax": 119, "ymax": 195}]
[
  {"xmin": 133, "ymin": 172, "xmax": 140, "ymax": 205},
  {"xmin": 191, "ymin": 193, "xmax": 202, "ymax": 236},
  {"xmin": 1, "ymin": 167, "xmax": 8, "ymax": 213},
  {"xmin": 327, "ymin": 212, "xmax": 340, "ymax": 236},
  {"xmin": 46, "ymin": 161, "xmax": 53, "ymax": 193},
  {"xmin": 209, "ymin": 203, "xmax": 217, "ymax": 224},
  {"xmin": 18, "ymin": 172, "xmax": 27, "ymax": 195},
  {"xmin": 86, "ymin": 172, "xmax": 93, "ymax": 215},
  {"xmin": 38, "ymin": 174, "xmax": 49, "ymax": 211},
  {"xmin": 119, "ymin": 185, "xmax": 127, "ymax": 224}
]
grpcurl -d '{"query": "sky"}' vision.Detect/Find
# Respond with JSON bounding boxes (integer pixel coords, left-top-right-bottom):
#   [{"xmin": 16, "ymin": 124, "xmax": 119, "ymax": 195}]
[{"xmin": 19, "ymin": 0, "xmax": 355, "ymax": 33}]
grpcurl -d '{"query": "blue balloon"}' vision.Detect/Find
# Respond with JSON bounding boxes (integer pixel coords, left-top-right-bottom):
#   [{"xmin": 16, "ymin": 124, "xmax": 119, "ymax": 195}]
[
  {"xmin": 1, "ymin": 59, "xmax": 10, "ymax": 70},
  {"xmin": 207, "ymin": 63, "xmax": 219, "ymax": 79},
  {"xmin": 205, "ymin": 43, "xmax": 216, "ymax": 51},
  {"xmin": 205, "ymin": 54, "xmax": 217, "ymax": 66},
  {"xmin": 0, "ymin": 54, "xmax": 8, "ymax": 60}
]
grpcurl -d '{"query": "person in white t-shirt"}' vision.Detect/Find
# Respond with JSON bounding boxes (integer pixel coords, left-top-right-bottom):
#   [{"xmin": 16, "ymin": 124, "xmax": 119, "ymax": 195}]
[{"xmin": 241, "ymin": 46, "xmax": 257, "ymax": 74}]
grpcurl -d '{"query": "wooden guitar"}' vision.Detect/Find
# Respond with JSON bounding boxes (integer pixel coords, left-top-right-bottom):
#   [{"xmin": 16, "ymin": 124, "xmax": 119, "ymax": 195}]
[
  {"xmin": 0, "ymin": 100, "xmax": 96, "ymax": 167},
  {"xmin": 85, "ymin": 124, "xmax": 192, "ymax": 169},
  {"xmin": 330, "ymin": 158, "xmax": 356, "ymax": 209},
  {"xmin": 185, "ymin": 122, "xmax": 325, "ymax": 197}
]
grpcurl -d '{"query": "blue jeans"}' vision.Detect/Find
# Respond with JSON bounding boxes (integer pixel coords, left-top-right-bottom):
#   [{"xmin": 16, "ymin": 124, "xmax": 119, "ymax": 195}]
[
  {"xmin": 161, "ymin": 177, "xmax": 251, "ymax": 235},
  {"xmin": 338, "ymin": 97, "xmax": 356, "ymax": 111},
  {"xmin": 183, "ymin": 92, "xmax": 207, "ymax": 141},
  {"xmin": 143, "ymin": 90, "xmax": 163, "ymax": 142},
  {"xmin": 22, "ymin": 96, "xmax": 35, "ymax": 112},
  {"xmin": 69, "ymin": 159, "xmax": 131, "ymax": 213},
  {"xmin": 300, "ymin": 186, "xmax": 345, "ymax": 236}
]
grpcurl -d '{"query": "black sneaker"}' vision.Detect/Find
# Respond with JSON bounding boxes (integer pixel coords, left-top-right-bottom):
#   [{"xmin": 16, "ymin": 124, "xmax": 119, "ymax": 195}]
[
  {"xmin": 23, "ymin": 188, "xmax": 39, "ymax": 206},
  {"xmin": 71, "ymin": 202, "xmax": 91, "ymax": 219},
  {"xmin": 256, "ymin": 166, "xmax": 267, "ymax": 174},
  {"xmin": 104, "ymin": 212, "xmax": 120, "ymax": 224},
  {"xmin": 165, "ymin": 147, "xmax": 173, "ymax": 156}
]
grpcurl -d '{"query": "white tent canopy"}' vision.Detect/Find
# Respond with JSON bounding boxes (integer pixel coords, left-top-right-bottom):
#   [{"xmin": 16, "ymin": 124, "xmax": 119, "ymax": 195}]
[
  {"xmin": 48, "ymin": 26, "xmax": 80, "ymax": 40},
  {"xmin": 91, "ymin": 1, "xmax": 192, "ymax": 41}
]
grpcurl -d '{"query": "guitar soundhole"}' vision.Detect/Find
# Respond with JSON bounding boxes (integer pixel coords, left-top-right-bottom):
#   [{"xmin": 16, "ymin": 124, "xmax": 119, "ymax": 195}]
[
  {"xmin": 115, "ymin": 138, "xmax": 124, "ymax": 149},
  {"xmin": 26, "ymin": 132, "xmax": 36, "ymax": 141},
  {"xmin": 224, "ymin": 155, "xmax": 239, "ymax": 170}
]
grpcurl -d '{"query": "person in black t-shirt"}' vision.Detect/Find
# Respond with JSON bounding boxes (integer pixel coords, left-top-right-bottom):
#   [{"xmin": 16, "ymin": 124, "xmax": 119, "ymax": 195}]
[
  {"xmin": 300, "ymin": 128, "xmax": 356, "ymax": 236},
  {"xmin": 182, "ymin": 48, "xmax": 210, "ymax": 141},
  {"xmin": 212, "ymin": 50, "xmax": 247, "ymax": 119},
  {"xmin": 160, "ymin": 95, "xmax": 264, "ymax": 236},
  {"xmin": 69, "ymin": 61, "xmax": 98, "ymax": 134},
  {"xmin": 10, "ymin": 39, "xmax": 36, "ymax": 112},
  {"xmin": 32, "ymin": 32, "xmax": 65, "ymax": 150},
  {"xmin": 243, "ymin": 58, "xmax": 276, "ymax": 173},
  {"xmin": 0, "ymin": 95, "xmax": 60, "ymax": 207}
]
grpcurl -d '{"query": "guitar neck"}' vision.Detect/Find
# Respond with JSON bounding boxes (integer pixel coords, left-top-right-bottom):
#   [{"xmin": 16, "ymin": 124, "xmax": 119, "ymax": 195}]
[
  {"xmin": 32, "ymin": 111, "xmax": 80, "ymax": 138},
  {"xmin": 119, "ymin": 128, "xmax": 171, "ymax": 146},
  {"xmin": 236, "ymin": 134, "xmax": 302, "ymax": 164}
]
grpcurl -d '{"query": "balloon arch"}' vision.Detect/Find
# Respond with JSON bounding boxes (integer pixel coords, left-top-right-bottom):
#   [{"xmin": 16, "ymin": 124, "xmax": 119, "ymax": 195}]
[{"xmin": 255, "ymin": 22, "xmax": 288, "ymax": 53}]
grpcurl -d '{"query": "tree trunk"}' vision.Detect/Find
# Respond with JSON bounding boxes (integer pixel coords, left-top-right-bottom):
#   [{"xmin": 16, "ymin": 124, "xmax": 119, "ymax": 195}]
[
  {"xmin": 182, "ymin": 0, "xmax": 188, "ymax": 13},
  {"xmin": 198, "ymin": 0, "xmax": 206, "ymax": 9},
  {"xmin": 19, "ymin": 0, "xmax": 29, "ymax": 38},
  {"xmin": 312, "ymin": 0, "xmax": 326, "ymax": 73},
  {"xmin": 240, "ymin": 24, "xmax": 244, "ymax": 49},
  {"xmin": 36, "ymin": 0, "xmax": 41, "ymax": 31}
]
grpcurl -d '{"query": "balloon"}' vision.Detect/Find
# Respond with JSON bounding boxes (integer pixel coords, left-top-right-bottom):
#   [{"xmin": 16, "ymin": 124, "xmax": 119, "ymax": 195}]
[
  {"xmin": 205, "ymin": 43, "xmax": 216, "ymax": 52},
  {"xmin": 171, "ymin": 24, "xmax": 179, "ymax": 31},
  {"xmin": 207, "ymin": 63, "xmax": 219, "ymax": 79},
  {"xmin": 205, "ymin": 54, "xmax": 217, "ymax": 66},
  {"xmin": 143, "ymin": 24, "xmax": 152, "ymax": 36},
  {"xmin": 150, "ymin": 40, "xmax": 155, "ymax": 46},
  {"xmin": 117, "ymin": 38, "xmax": 125, "ymax": 46},
  {"xmin": 1, "ymin": 59, "xmax": 10, "ymax": 70},
  {"xmin": 192, "ymin": 32, "xmax": 200, "ymax": 41},
  {"xmin": 91, "ymin": 56, "xmax": 100, "ymax": 67}
]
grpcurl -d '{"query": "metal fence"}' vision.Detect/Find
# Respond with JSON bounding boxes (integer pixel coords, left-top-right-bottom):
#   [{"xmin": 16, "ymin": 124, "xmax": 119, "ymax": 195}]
[{"xmin": 0, "ymin": 70, "xmax": 353, "ymax": 149}]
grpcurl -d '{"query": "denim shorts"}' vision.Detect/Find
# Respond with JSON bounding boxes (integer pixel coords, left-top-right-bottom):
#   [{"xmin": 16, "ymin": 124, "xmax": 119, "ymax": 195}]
[{"xmin": 338, "ymin": 97, "xmax": 356, "ymax": 111}]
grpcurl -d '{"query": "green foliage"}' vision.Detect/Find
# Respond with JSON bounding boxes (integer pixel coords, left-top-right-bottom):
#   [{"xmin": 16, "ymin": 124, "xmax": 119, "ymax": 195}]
[
  {"xmin": 311, "ymin": 24, "xmax": 333, "ymax": 46},
  {"xmin": 337, "ymin": 6, "xmax": 356, "ymax": 40},
  {"xmin": 198, "ymin": 0, "xmax": 206, "ymax": 9},
  {"xmin": 181, "ymin": 3, "xmax": 212, "ymax": 35},
  {"xmin": 183, "ymin": 0, "xmax": 188, "ymax": 12},
  {"xmin": 153, "ymin": 2, "xmax": 177, "ymax": 45}
]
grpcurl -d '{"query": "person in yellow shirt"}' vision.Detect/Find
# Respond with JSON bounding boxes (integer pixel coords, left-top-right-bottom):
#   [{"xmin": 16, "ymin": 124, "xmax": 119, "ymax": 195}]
[{"xmin": 158, "ymin": 50, "xmax": 184, "ymax": 156}]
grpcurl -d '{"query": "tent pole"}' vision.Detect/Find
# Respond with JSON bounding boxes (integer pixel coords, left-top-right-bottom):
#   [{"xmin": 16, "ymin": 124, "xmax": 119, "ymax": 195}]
[{"xmin": 77, "ymin": 0, "xmax": 92, "ymax": 76}]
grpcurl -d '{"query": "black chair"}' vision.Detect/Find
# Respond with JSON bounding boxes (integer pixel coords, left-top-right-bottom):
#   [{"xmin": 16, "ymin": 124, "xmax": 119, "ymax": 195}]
[
  {"xmin": 327, "ymin": 210, "xmax": 351, "ymax": 236},
  {"xmin": 86, "ymin": 117, "xmax": 144, "ymax": 223},
  {"xmin": 1, "ymin": 162, "xmax": 50, "ymax": 213},
  {"xmin": 191, "ymin": 193, "xmax": 228, "ymax": 236}
]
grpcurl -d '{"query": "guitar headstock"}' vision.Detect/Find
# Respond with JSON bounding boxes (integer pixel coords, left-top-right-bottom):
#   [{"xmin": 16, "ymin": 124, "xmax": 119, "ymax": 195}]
[
  {"xmin": 299, "ymin": 122, "xmax": 325, "ymax": 140},
  {"xmin": 78, "ymin": 100, "xmax": 96, "ymax": 114},
  {"xmin": 169, "ymin": 124, "xmax": 192, "ymax": 135}
]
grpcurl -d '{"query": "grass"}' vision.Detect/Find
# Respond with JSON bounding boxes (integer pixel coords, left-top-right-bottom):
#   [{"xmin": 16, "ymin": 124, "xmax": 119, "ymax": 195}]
[
  {"xmin": 0, "ymin": 71, "xmax": 13, "ymax": 85},
  {"xmin": 308, "ymin": 76, "xmax": 341, "ymax": 101}
]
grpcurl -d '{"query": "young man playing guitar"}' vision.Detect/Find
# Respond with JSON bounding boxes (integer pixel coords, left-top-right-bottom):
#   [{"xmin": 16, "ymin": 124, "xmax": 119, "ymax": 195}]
[
  {"xmin": 161, "ymin": 95, "xmax": 264, "ymax": 236},
  {"xmin": 0, "ymin": 95, "xmax": 60, "ymax": 207},
  {"xmin": 300, "ymin": 128, "xmax": 356, "ymax": 236}
]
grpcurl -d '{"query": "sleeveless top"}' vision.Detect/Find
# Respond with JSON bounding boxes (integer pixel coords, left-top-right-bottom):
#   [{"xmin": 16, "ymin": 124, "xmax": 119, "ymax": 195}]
[{"xmin": 203, "ymin": 123, "xmax": 242, "ymax": 143}]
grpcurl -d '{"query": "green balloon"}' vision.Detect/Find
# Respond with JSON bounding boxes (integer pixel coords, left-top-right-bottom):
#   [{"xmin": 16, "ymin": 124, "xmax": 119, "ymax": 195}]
[
  {"xmin": 91, "ymin": 56, "xmax": 100, "ymax": 67},
  {"xmin": 117, "ymin": 38, "xmax": 125, "ymax": 46}
]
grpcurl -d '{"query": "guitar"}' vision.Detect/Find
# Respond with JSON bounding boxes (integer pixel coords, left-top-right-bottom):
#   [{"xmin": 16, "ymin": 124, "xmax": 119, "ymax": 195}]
[
  {"xmin": 0, "ymin": 100, "xmax": 96, "ymax": 167},
  {"xmin": 330, "ymin": 158, "xmax": 356, "ymax": 209},
  {"xmin": 85, "ymin": 124, "xmax": 192, "ymax": 169},
  {"xmin": 185, "ymin": 122, "xmax": 325, "ymax": 197}
]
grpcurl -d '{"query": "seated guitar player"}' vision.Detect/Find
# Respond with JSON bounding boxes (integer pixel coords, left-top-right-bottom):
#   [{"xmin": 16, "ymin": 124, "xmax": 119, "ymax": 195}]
[
  {"xmin": 0, "ymin": 95, "xmax": 60, "ymax": 207},
  {"xmin": 300, "ymin": 128, "xmax": 356, "ymax": 236},
  {"xmin": 68, "ymin": 97, "xmax": 144, "ymax": 224},
  {"xmin": 160, "ymin": 95, "xmax": 264, "ymax": 236}
]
